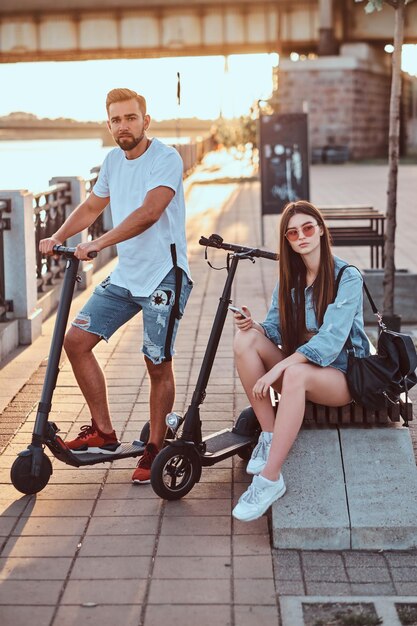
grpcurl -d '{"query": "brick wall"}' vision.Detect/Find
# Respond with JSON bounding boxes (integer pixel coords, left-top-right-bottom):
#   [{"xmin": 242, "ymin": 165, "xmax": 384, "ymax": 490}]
[{"xmin": 271, "ymin": 56, "xmax": 391, "ymax": 159}]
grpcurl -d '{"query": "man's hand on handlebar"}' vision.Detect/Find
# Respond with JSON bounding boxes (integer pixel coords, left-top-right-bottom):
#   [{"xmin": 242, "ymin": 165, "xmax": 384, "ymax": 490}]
[
  {"xmin": 39, "ymin": 236, "xmax": 63, "ymax": 257},
  {"xmin": 74, "ymin": 241, "xmax": 101, "ymax": 261}
]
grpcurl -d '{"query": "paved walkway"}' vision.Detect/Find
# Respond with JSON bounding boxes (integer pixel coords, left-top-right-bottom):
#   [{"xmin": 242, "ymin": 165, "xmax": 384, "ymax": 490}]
[{"xmin": 0, "ymin": 153, "xmax": 416, "ymax": 625}]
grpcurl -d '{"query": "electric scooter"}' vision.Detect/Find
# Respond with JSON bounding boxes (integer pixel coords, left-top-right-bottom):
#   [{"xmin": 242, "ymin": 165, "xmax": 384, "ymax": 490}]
[
  {"xmin": 149, "ymin": 233, "xmax": 278, "ymax": 500},
  {"xmin": 10, "ymin": 246, "xmax": 147, "ymax": 495}
]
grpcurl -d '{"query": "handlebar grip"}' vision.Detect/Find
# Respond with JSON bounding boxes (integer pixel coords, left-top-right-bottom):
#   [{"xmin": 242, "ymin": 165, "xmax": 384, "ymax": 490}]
[
  {"xmin": 52, "ymin": 245, "xmax": 98, "ymax": 259},
  {"xmin": 199, "ymin": 234, "xmax": 278, "ymax": 261}
]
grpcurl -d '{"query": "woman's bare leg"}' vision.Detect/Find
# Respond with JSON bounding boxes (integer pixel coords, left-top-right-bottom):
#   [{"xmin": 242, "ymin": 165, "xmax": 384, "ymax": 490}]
[
  {"xmin": 234, "ymin": 329, "xmax": 284, "ymax": 432},
  {"xmin": 261, "ymin": 364, "xmax": 351, "ymax": 481}
]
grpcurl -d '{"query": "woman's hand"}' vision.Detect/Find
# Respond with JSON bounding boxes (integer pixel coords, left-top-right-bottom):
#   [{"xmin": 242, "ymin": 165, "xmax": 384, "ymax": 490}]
[
  {"xmin": 253, "ymin": 364, "xmax": 283, "ymax": 400},
  {"xmin": 233, "ymin": 306, "xmax": 253, "ymax": 331}
]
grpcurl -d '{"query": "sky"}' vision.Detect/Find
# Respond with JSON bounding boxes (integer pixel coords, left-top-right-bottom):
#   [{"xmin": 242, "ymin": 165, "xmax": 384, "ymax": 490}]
[
  {"xmin": 0, "ymin": 53, "xmax": 279, "ymax": 122},
  {"xmin": 0, "ymin": 45, "xmax": 416, "ymax": 122}
]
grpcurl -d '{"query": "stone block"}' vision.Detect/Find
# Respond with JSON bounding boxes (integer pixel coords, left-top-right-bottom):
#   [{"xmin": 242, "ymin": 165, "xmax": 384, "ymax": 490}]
[
  {"xmin": 341, "ymin": 428, "xmax": 417, "ymax": 550},
  {"xmin": 271, "ymin": 430, "xmax": 350, "ymax": 550}
]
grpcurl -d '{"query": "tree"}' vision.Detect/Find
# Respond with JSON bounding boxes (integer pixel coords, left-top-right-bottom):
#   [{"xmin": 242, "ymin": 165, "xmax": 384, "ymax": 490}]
[{"xmin": 356, "ymin": 0, "xmax": 414, "ymax": 327}]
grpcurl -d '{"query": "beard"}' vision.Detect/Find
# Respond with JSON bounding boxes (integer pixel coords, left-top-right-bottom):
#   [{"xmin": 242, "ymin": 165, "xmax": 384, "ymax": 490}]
[{"xmin": 116, "ymin": 131, "xmax": 145, "ymax": 151}]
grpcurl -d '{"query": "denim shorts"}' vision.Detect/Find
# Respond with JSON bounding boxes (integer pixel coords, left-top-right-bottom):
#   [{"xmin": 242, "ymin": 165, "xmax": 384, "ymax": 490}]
[{"xmin": 71, "ymin": 268, "xmax": 193, "ymax": 365}]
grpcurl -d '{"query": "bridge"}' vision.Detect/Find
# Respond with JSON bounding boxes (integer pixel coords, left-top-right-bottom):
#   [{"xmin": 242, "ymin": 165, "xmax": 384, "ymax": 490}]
[{"xmin": 1, "ymin": 0, "xmax": 416, "ymax": 64}]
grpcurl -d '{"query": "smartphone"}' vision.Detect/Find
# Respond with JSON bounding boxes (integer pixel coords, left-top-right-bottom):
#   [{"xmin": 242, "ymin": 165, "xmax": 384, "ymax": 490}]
[{"xmin": 228, "ymin": 305, "xmax": 248, "ymax": 319}]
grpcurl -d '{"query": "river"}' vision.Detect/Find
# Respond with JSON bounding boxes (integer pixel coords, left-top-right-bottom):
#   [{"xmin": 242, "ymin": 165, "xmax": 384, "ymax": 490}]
[{"xmin": 0, "ymin": 137, "xmax": 187, "ymax": 194}]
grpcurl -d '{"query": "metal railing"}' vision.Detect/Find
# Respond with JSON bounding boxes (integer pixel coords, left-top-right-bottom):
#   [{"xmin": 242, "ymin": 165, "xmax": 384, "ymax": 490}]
[
  {"xmin": 33, "ymin": 182, "xmax": 71, "ymax": 292},
  {"xmin": 0, "ymin": 198, "xmax": 11, "ymax": 320}
]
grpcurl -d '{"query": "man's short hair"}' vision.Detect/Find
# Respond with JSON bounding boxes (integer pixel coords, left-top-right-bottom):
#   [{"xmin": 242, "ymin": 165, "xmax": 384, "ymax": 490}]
[{"xmin": 106, "ymin": 88, "xmax": 147, "ymax": 116}]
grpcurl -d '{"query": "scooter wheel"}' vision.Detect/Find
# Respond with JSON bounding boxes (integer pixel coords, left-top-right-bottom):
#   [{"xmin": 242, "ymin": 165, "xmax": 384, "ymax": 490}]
[
  {"xmin": 10, "ymin": 453, "xmax": 52, "ymax": 495},
  {"xmin": 150, "ymin": 444, "xmax": 202, "ymax": 500}
]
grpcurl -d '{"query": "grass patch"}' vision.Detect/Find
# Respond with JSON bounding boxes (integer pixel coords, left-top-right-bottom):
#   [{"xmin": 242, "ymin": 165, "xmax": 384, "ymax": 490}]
[{"xmin": 303, "ymin": 602, "xmax": 383, "ymax": 626}]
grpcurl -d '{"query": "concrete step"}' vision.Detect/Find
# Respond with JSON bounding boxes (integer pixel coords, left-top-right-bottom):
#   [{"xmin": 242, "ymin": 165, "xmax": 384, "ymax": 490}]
[{"xmin": 272, "ymin": 427, "xmax": 417, "ymax": 550}]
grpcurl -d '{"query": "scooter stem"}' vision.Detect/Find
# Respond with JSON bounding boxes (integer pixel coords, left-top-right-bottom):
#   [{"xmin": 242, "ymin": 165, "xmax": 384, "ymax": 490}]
[
  {"xmin": 181, "ymin": 253, "xmax": 241, "ymax": 442},
  {"xmin": 32, "ymin": 256, "xmax": 80, "ymax": 443}
]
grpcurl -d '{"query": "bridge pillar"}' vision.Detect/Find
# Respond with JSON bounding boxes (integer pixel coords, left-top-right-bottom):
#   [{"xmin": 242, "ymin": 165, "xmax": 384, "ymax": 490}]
[
  {"xmin": 0, "ymin": 190, "xmax": 42, "ymax": 345},
  {"xmin": 318, "ymin": 0, "xmax": 338, "ymax": 56}
]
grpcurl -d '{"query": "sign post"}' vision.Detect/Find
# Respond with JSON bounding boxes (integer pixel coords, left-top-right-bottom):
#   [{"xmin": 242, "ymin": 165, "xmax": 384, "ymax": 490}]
[{"xmin": 259, "ymin": 113, "xmax": 310, "ymax": 244}]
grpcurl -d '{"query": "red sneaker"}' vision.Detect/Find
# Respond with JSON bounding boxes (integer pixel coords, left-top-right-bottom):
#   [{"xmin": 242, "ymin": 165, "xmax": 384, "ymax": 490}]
[
  {"xmin": 132, "ymin": 443, "xmax": 159, "ymax": 484},
  {"xmin": 66, "ymin": 421, "xmax": 121, "ymax": 454}
]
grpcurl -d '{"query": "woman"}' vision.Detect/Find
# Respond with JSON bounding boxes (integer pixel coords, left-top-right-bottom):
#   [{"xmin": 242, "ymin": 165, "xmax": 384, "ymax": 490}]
[{"xmin": 232, "ymin": 201, "xmax": 370, "ymax": 522}]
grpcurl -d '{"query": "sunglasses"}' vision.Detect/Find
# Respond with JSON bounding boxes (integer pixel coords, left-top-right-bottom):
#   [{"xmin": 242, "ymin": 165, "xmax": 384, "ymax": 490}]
[{"xmin": 285, "ymin": 223, "xmax": 319, "ymax": 242}]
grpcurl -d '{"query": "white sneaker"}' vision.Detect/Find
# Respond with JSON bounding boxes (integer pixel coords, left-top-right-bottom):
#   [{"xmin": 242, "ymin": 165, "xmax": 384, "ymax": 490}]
[
  {"xmin": 232, "ymin": 473, "xmax": 286, "ymax": 522},
  {"xmin": 246, "ymin": 431, "xmax": 272, "ymax": 475}
]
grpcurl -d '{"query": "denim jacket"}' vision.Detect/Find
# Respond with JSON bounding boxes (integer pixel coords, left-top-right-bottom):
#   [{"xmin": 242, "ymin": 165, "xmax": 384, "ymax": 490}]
[{"xmin": 260, "ymin": 256, "xmax": 370, "ymax": 373}]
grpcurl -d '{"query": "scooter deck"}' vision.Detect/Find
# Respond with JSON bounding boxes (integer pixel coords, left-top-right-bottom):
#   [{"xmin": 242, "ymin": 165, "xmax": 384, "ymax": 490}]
[
  {"xmin": 200, "ymin": 429, "xmax": 254, "ymax": 466},
  {"xmin": 49, "ymin": 441, "xmax": 146, "ymax": 468}
]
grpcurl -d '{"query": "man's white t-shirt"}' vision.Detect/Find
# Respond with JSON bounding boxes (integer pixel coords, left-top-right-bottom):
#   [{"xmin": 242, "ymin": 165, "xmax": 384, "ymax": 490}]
[{"xmin": 93, "ymin": 138, "xmax": 191, "ymax": 297}]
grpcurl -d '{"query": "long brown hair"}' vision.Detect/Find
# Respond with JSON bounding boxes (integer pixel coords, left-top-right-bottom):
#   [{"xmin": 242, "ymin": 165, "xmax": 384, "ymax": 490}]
[{"xmin": 278, "ymin": 201, "xmax": 334, "ymax": 356}]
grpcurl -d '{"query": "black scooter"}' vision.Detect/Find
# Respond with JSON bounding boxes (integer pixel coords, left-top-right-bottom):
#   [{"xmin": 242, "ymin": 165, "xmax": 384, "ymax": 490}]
[
  {"xmin": 10, "ymin": 246, "xmax": 147, "ymax": 495},
  {"xmin": 149, "ymin": 233, "xmax": 278, "ymax": 500}
]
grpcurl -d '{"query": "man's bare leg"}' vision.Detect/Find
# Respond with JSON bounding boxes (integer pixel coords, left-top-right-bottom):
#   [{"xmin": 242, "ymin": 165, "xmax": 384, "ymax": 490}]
[
  {"xmin": 145, "ymin": 357, "xmax": 174, "ymax": 450},
  {"xmin": 64, "ymin": 326, "xmax": 114, "ymax": 433}
]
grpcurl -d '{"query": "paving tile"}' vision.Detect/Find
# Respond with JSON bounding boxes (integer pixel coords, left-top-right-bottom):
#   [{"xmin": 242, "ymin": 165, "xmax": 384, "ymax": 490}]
[
  {"xmin": 234, "ymin": 578, "xmax": 277, "ymax": 605},
  {"xmin": 232, "ymin": 516, "xmax": 269, "ymax": 535},
  {"xmin": 1, "ymin": 534, "xmax": 80, "ymax": 558},
  {"xmin": 157, "ymin": 534, "xmax": 230, "ymax": 557},
  {"xmin": 342, "ymin": 551, "xmax": 389, "ymax": 567},
  {"xmin": 0, "ymin": 556, "xmax": 72, "ymax": 580},
  {"xmin": 163, "ymin": 498, "xmax": 231, "ymax": 516},
  {"xmin": 0, "ymin": 496, "xmax": 30, "ymax": 517},
  {"xmin": 34, "ymin": 485, "xmax": 101, "ymax": 500},
  {"xmin": 100, "ymin": 484, "xmax": 158, "ymax": 499},
  {"xmin": 350, "ymin": 582, "xmax": 397, "ymax": 595},
  {"xmin": 0, "ymin": 606, "xmax": 55, "ymax": 626},
  {"xmin": 160, "ymin": 515, "xmax": 231, "ymax": 536},
  {"xmin": 234, "ymin": 605, "xmax": 280, "ymax": 626},
  {"xmin": 61, "ymin": 579, "xmax": 147, "ymax": 605},
  {"xmin": 304, "ymin": 566, "xmax": 348, "ymax": 583},
  {"xmin": 384, "ymin": 552, "xmax": 417, "ymax": 567},
  {"xmin": 78, "ymin": 534, "xmax": 155, "ymax": 557},
  {"xmin": 302, "ymin": 551, "xmax": 344, "ymax": 567},
  {"xmin": 70, "ymin": 555, "xmax": 151, "ymax": 579},
  {"xmin": 20, "ymin": 499, "xmax": 94, "ymax": 517},
  {"xmin": 233, "ymin": 534, "xmax": 271, "ymax": 556},
  {"xmin": 53, "ymin": 605, "xmax": 143, "ymax": 626},
  {"xmin": 390, "ymin": 567, "xmax": 417, "ymax": 582},
  {"xmin": 12, "ymin": 516, "xmax": 88, "ymax": 536},
  {"xmin": 346, "ymin": 567, "xmax": 392, "ymax": 583},
  {"xmin": 145, "ymin": 604, "xmax": 231, "ymax": 626},
  {"xmin": 393, "ymin": 581, "xmax": 417, "ymax": 594},
  {"xmin": 153, "ymin": 555, "xmax": 231, "ymax": 579},
  {"xmin": 0, "ymin": 580, "xmax": 62, "ymax": 604},
  {"xmin": 86, "ymin": 515, "xmax": 159, "ymax": 536},
  {"xmin": 93, "ymin": 499, "xmax": 161, "ymax": 516},
  {"xmin": 305, "ymin": 582, "xmax": 351, "ymax": 595},
  {"xmin": 273, "ymin": 566, "xmax": 304, "ymax": 582},
  {"xmin": 272, "ymin": 550, "xmax": 302, "ymax": 568},
  {"xmin": 148, "ymin": 578, "xmax": 231, "ymax": 604},
  {"xmin": 275, "ymin": 580, "xmax": 305, "ymax": 595},
  {"xmin": 233, "ymin": 555, "xmax": 274, "ymax": 579}
]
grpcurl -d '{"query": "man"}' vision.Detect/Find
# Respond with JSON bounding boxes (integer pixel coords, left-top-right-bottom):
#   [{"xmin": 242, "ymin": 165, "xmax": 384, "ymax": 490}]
[{"xmin": 39, "ymin": 88, "xmax": 192, "ymax": 483}]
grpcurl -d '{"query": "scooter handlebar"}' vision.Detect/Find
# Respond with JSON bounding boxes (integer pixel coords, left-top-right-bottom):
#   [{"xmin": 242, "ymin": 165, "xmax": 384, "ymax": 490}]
[
  {"xmin": 52, "ymin": 245, "xmax": 98, "ymax": 259},
  {"xmin": 199, "ymin": 234, "xmax": 278, "ymax": 261}
]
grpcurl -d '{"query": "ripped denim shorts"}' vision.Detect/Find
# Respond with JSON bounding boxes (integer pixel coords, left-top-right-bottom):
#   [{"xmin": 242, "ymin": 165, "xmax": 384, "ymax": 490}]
[{"xmin": 71, "ymin": 268, "xmax": 193, "ymax": 365}]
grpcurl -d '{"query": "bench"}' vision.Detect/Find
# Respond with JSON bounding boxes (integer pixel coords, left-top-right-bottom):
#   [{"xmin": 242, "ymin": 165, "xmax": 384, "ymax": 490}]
[
  {"xmin": 270, "ymin": 390, "xmax": 413, "ymax": 427},
  {"xmin": 270, "ymin": 334, "xmax": 413, "ymax": 427},
  {"xmin": 319, "ymin": 205, "xmax": 385, "ymax": 269}
]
